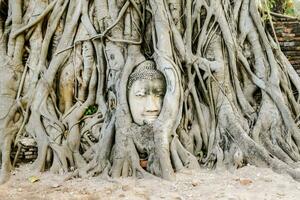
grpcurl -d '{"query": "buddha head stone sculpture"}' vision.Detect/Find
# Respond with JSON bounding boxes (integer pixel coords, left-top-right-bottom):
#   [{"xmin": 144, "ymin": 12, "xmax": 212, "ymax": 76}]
[{"xmin": 128, "ymin": 60, "xmax": 166, "ymax": 126}]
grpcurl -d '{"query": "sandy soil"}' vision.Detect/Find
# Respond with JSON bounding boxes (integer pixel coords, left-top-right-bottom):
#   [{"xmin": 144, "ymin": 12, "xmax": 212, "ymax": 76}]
[{"xmin": 1, "ymin": 164, "xmax": 300, "ymax": 200}]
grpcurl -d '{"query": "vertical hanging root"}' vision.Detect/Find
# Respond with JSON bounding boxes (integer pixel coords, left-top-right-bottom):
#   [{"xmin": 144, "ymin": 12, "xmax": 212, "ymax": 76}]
[
  {"xmin": 0, "ymin": 102, "xmax": 22, "ymax": 184},
  {"xmin": 76, "ymin": 114, "xmax": 116, "ymax": 178},
  {"xmin": 110, "ymin": 130, "xmax": 149, "ymax": 179},
  {"xmin": 218, "ymin": 99, "xmax": 300, "ymax": 180},
  {"xmin": 170, "ymin": 135, "xmax": 200, "ymax": 171},
  {"xmin": 0, "ymin": 129, "xmax": 15, "ymax": 184}
]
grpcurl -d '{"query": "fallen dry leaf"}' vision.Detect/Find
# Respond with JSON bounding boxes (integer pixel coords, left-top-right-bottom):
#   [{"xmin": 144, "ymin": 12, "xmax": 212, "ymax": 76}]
[
  {"xmin": 238, "ymin": 178, "xmax": 253, "ymax": 186},
  {"xmin": 28, "ymin": 176, "xmax": 40, "ymax": 183}
]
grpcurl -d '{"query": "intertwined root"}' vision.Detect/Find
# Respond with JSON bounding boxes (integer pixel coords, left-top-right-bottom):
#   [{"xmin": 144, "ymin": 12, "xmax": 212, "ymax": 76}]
[
  {"xmin": 1, "ymin": 0, "xmax": 300, "ymax": 184},
  {"xmin": 0, "ymin": 134, "xmax": 13, "ymax": 184}
]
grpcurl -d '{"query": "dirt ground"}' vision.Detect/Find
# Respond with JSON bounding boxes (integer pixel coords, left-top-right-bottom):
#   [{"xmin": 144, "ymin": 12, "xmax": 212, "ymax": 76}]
[{"xmin": 1, "ymin": 164, "xmax": 300, "ymax": 200}]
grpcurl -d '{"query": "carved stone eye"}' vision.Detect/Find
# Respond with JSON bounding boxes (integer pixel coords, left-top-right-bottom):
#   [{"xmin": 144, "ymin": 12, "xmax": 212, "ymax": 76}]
[
  {"xmin": 155, "ymin": 93, "xmax": 163, "ymax": 97},
  {"xmin": 135, "ymin": 92, "xmax": 146, "ymax": 97}
]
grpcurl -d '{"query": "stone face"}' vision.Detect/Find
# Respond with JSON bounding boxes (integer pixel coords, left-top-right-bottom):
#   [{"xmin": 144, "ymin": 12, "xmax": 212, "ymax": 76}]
[
  {"xmin": 127, "ymin": 61, "xmax": 166, "ymax": 126},
  {"xmin": 128, "ymin": 78, "xmax": 165, "ymax": 125}
]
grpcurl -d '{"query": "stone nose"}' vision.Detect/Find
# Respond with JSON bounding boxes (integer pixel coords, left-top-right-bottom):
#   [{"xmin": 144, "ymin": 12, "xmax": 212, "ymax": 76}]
[{"xmin": 145, "ymin": 95, "xmax": 159, "ymax": 113}]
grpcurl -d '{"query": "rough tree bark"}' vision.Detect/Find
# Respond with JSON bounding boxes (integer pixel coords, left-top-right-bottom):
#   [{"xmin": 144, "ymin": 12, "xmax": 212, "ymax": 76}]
[{"xmin": 1, "ymin": 0, "xmax": 300, "ymax": 184}]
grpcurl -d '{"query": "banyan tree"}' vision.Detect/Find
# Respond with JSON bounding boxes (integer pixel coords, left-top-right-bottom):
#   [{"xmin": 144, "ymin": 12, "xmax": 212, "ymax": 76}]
[{"xmin": 1, "ymin": 0, "xmax": 300, "ymax": 184}]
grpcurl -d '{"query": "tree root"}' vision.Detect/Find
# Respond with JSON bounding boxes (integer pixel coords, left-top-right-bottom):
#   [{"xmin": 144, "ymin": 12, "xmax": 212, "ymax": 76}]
[{"xmin": 170, "ymin": 135, "xmax": 200, "ymax": 171}]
